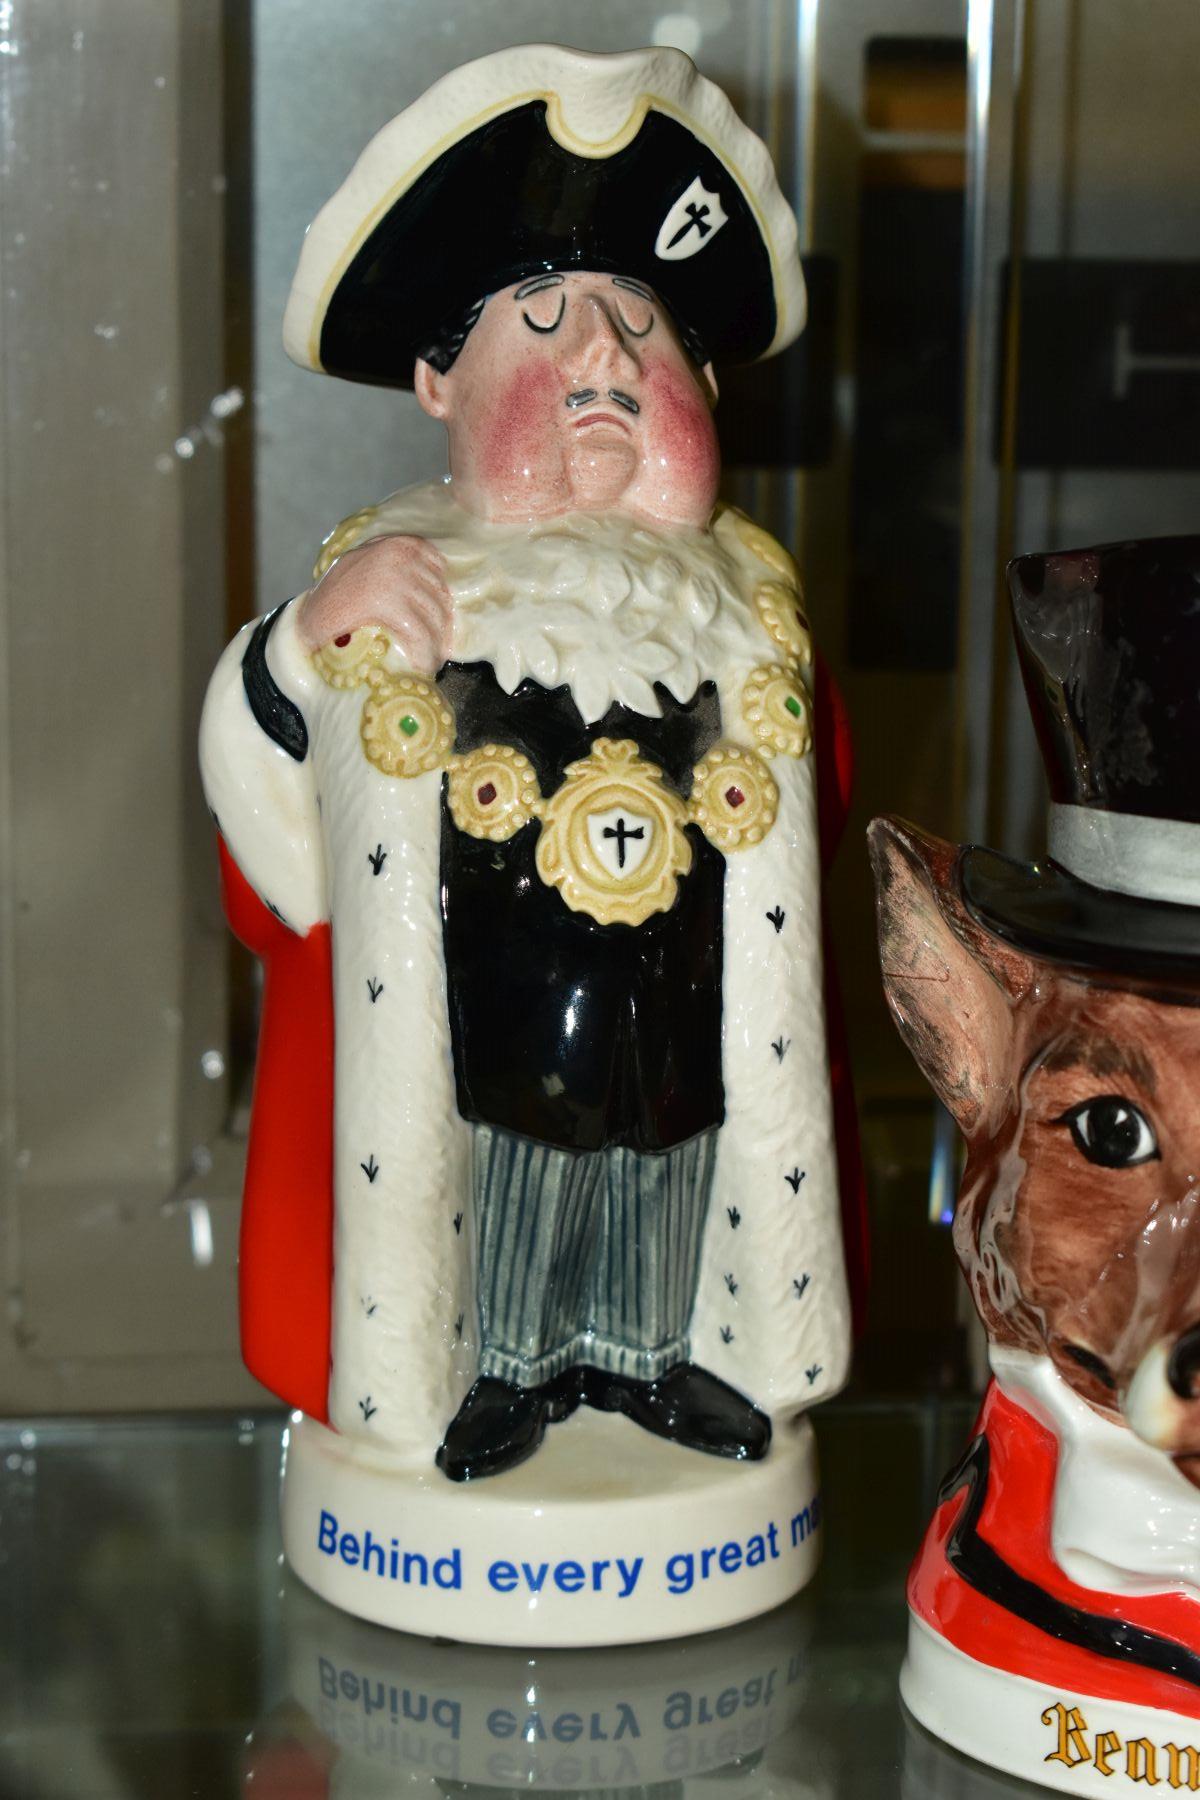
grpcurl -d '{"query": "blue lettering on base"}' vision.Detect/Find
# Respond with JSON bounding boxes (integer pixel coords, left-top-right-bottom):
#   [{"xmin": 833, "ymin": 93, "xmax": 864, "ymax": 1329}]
[
  {"xmin": 315, "ymin": 1504, "xmax": 814, "ymax": 1603},
  {"xmin": 317, "ymin": 1511, "xmax": 462, "ymax": 1589},
  {"xmin": 487, "ymin": 1556, "xmax": 643, "ymax": 1597},
  {"xmin": 664, "ymin": 1502, "xmax": 818, "ymax": 1597}
]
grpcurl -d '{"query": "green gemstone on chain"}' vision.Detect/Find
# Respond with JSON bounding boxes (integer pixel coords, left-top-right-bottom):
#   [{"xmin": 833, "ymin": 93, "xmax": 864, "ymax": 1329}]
[
  {"xmin": 399, "ymin": 714, "xmax": 419, "ymax": 737},
  {"xmin": 784, "ymin": 694, "xmax": 802, "ymax": 718}
]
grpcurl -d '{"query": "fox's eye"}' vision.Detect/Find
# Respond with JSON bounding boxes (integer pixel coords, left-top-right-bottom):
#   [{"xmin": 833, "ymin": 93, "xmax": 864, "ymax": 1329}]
[{"xmin": 1057, "ymin": 1096, "xmax": 1159, "ymax": 1169}]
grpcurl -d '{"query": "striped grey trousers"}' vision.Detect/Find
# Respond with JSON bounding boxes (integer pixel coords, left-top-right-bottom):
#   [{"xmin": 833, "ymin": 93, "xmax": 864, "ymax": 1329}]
[{"xmin": 473, "ymin": 1125, "xmax": 718, "ymax": 1388}]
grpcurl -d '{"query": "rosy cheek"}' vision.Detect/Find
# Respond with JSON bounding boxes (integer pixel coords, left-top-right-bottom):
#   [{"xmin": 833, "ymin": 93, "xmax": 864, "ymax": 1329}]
[
  {"xmin": 641, "ymin": 356, "xmax": 720, "ymax": 495},
  {"xmin": 479, "ymin": 358, "xmax": 560, "ymax": 489}
]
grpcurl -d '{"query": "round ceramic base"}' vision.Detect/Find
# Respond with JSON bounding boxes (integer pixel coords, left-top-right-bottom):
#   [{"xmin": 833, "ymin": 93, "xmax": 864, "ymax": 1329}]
[
  {"xmin": 281, "ymin": 1406, "xmax": 822, "ymax": 1646},
  {"xmin": 902, "ymin": 1609, "xmax": 1200, "ymax": 1796}
]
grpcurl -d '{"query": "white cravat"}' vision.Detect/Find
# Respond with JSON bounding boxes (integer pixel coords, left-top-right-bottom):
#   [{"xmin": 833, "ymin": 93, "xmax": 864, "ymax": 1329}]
[{"xmin": 991, "ymin": 1345, "xmax": 1200, "ymax": 1598}]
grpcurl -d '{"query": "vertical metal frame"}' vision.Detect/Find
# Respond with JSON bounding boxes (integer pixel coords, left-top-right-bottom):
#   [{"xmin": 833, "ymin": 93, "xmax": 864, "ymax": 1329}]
[
  {"xmin": 0, "ymin": 1, "xmax": 260, "ymax": 1406},
  {"xmin": 0, "ymin": 0, "xmax": 17, "ymax": 1384},
  {"xmin": 940, "ymin": 0, "xmax": 1027, "ymax": 1319},
  {"xmin": 956, "ymin": 0, "xmax": 1026, "ymax": 843}
]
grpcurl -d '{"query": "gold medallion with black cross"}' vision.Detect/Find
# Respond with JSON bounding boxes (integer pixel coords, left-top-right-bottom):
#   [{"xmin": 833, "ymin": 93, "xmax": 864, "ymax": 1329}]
[{"xmin": 535, "ymin": 738, "xmax": 693, "ymax": 927}]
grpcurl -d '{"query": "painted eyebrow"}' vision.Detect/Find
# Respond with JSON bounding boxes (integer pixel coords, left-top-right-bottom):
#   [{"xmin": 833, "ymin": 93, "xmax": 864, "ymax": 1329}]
[
  {"xmin": 1038, "ymin": 1031, "xmax": 1158, "ymax": 1097},
  {"xmin": 514, "ymin": 274, "xmax": 565, "ymax": 300},
  {"xmin": 612, "ymin": 277, "xmax": 655, "ymax": 301}
]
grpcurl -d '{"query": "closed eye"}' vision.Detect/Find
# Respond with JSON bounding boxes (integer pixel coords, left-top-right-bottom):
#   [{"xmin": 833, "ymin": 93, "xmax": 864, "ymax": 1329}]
[
  {"xmin": 1055, "ymin": 1095, "xmax": 1160, "ymax": 1169},
  {"xmin": 522, "ymin": 294, "xmax": 565, "ymax": 334},
  {"xmin": 615, "ymin": 302, "xmax": 653, "ymax": 338}
]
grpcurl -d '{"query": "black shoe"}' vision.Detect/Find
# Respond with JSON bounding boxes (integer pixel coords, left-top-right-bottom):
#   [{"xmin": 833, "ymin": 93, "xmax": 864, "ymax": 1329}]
[
  {"xmin": 583, "ymin": 1362, "xmax": 772, "ymax": 1461},
  {"xmin": 436, "ymin": 1371, "xmax": 583, "ymax": 1483}
]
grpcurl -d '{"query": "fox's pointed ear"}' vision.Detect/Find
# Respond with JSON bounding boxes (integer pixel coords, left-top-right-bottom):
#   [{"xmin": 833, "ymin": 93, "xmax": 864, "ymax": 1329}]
[{"xmin": 868, "ymin": 816, "xmax": 1033, "ymax": 1136}]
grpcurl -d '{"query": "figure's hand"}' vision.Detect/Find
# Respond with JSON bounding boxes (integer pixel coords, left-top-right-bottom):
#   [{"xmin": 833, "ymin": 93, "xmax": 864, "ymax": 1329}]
[{"xmin": 298, "ymin": 534, "xmax": 452, "ymax": 674}]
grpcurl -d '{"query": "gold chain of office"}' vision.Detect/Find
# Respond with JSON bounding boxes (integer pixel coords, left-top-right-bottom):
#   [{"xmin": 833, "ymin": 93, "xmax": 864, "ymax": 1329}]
[{"xmin": 308, "ymin": 512, "xmax": 811, "ymax": 924}]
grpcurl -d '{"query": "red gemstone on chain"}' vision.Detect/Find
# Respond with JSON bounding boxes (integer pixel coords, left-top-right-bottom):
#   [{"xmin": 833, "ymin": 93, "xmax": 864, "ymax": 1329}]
[
  {"xmin": 334, "ymin": 633, "xmax": 351, "ymax": 647},
  {"xmin": 725, "ymin": 786, "xmax": 746, "ymax": 809},
  {"xmin": 477, "ymin": 782, "xmax": 498, "ymax": 806}
]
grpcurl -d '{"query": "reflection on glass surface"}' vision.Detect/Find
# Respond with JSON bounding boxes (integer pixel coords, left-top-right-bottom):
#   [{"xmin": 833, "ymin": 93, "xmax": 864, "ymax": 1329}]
[
  {"xmin": 250, "ymin": 1578, "xmax": 822, "ymax": 1798},
  {"xmin": 902, "ymin": 1707, "xmax": 1050, "ymax": 1799},
  {"xmin": 0, "ymin": 1401, "xmax": 984, "ymax": 1797}
]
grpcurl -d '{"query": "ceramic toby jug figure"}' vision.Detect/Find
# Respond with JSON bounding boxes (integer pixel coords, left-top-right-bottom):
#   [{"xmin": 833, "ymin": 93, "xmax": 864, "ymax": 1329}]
[
  {"xmin": 201, "ymin": 44, "xmax": 851, "ymax": 1645},
  {"xmin": 871, "ymin": 537, "xmax": 1200, "ymax": 1793}
]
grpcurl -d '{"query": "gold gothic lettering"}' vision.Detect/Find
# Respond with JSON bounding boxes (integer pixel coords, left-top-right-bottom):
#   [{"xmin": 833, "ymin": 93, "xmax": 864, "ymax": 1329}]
[
  {"xmin": 1094, "ymin": 1731, "xmax": 1121, "ymax": 1777},
  {"xmin": 1166, "ymin": 1744, "xmax": 1200, "ymax": 1791},
  {"xmin": 1040, "ymin": 1701, "xmax": 1200, "ymax": 1788},
  {"xmin": 1043, "ymin": 1704, "xmax": 1092, "ymax": 1769},
  {"xmin": 1126, "ymin": 1737, "xmax": 1159, "ymax": 1784}
]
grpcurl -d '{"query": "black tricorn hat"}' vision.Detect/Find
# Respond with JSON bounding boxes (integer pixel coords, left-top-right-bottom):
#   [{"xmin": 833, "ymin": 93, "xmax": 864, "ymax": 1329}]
[
  {"xmin": 283, "ymin": 43, "xmax": 806, "ymax": 390},
  {"xmin": 960, "ymin": 535, "xmax": 1200, "ymax": 979}
]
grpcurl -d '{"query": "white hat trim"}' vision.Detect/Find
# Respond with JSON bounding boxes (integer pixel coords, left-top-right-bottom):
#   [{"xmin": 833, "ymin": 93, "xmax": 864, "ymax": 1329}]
[
  {"xmin": 1049, "ymin": 801, "xmax": 1200, "ymax": 908},
  {"xmin": 282, "ymin": 42, "xmax": 805, "ymax": 375}
]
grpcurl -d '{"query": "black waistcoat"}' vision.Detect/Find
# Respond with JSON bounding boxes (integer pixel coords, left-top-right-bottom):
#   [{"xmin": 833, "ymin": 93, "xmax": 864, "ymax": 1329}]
[{"xmin": 438, "ymin": 662, "xmax": 726, "ymax": 1155}]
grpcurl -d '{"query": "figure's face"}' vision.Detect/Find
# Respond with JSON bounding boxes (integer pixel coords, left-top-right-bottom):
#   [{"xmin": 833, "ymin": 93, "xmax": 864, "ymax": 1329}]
[{"xmin": 414, "ymin": 271, "xmax": 720, "ymax": 527}]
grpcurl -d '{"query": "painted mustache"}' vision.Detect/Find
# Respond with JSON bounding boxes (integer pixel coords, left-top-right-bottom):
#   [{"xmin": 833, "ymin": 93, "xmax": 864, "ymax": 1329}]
[{"xmin": 565, "ymin": 388, "xmax": 641, "ymax": 415}]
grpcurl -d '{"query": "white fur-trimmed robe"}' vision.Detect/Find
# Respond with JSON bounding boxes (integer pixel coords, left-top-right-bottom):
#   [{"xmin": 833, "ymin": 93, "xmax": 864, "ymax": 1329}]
[{"xmin": 200, "ymin": 483, "xmax": 851, "ymax": 1461}]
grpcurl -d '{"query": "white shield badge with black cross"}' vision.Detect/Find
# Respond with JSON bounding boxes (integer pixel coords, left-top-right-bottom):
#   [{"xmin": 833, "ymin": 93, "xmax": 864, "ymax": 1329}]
[
  {"xmin": 654, "ymin": 176, "xmax": 728, "ymax": 262},
  {"xmin": 587, "ymin": 805, "xmax": 656, "ymax": 881}
]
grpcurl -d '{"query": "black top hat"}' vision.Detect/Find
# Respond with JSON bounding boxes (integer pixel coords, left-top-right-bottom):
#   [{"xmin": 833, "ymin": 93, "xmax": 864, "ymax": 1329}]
[
  {"xmin": 283, "ymin": 44, "xmax": 806, "ymax": 390},
  {"xmin": 960, "ymin": 535, "xmax": 1200, "ymax": 979}
]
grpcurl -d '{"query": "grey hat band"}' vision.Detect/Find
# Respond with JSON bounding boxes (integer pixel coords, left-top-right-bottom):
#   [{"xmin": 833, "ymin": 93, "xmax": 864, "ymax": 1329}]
[{"xmin": 1049, "ymin": 802, "xmax": 1200, "ymax": 909}]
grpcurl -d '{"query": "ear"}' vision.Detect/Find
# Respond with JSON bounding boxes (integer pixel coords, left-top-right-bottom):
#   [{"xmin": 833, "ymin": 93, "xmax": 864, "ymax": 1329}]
[
  {"xmin": 699, "ymin": 360, "xmax": 718, "ymax": 409},
  {"xmin": 868, "ymin": 816, "xmax": 1030, "ymax": 1137},
  {"xmin": 414, "ymin": 358, "xmax": 450, "ymax": 421}
]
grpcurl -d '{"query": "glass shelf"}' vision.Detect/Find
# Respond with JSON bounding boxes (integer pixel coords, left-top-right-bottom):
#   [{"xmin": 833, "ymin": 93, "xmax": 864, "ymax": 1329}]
[{"xmin": 0, "ymin": 1395, "xmax": 1052, "ymax": 1798}]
